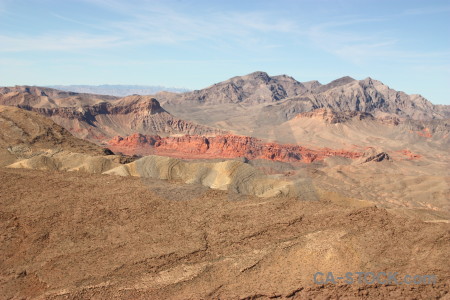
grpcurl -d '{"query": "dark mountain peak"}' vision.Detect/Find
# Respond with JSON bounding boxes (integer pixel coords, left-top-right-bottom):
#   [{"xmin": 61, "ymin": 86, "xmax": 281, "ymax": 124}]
[
  {"xmin": 111, "ymin": 95, "xmax": 166, "ymax": 115},
  {"xmin": 242, "ymin": 71, "xmax": 271, "ymax": 83},
  {"xmin": 360, "ymin": 77, "xmax": 388, "ymax": 88},
  {"xmin": 272, "ymin": 74, "xmax": 296, "ymax": 80},
  {"xmin": 361, "ymin": 77, "xmax": 376, "ymax": 86},
  {"xmin": 338, "ymin": 76, "xmax": 355, "ymax": 81},
  {"xmin": 271, "ymin": 74, "xmax": 304, "ymax": 86},
  {"xmin": 327, "ymin": 76, "xmax": 356, "ymax": 87},
  {"xmin": 302, "ymin": 80, "xmax": 322, "ymax": 92},
  {"xmin": 303, "ymin": 80, "xmax": 322, "ymax": 85},
  {"xmin": 316, "ymin": 76, "xmax": 356, "ymax": 93},
  {"xmin": 247, "ymin": 71, "xmax": 270, "ymax": 77}
]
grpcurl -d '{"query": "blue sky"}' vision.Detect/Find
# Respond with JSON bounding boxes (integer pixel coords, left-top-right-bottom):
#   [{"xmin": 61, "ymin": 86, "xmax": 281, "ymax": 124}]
[{"xmin": 0, "ymin": 0, "xmax": 449, "ymax": 104}]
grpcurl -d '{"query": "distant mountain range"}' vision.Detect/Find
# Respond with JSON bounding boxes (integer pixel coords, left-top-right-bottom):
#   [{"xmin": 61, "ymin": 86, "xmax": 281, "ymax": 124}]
[
  {"xmin": 158, "ymin": 71, "xmax": 450, "ymax": 120},
  {"xmin": 1, "ymin": 72, "xmax": 449, "ymax": 150},
  {"xmin": 47, "ymin": 85, "xmax": 190, "ymax": 97}
]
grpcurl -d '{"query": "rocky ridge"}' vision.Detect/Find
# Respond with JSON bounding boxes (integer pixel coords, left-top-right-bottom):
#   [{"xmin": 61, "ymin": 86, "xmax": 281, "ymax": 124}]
[
  {"xmin": 159, "ymin": 71, "xmax": 308, "ymax": 105},
  {"xmin": 294, "ymin": 108, "xmax": 375, "ymax": 124},
  {"xmin": 0, "ymin": 89, "xmax": 225, "ymax": 142},
  {"xmin": 158, "ymin": 71, "xmax": 449, "ymax": 120},
  {"xmin": 108, "ymin": 133, "xmax": 364, "ymax": 163},
  {"xmin": 0, "ymin": 86, "xmax": 116, "ymax": 107}
]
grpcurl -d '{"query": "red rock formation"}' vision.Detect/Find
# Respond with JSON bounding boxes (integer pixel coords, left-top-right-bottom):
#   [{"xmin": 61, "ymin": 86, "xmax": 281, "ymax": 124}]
[
  {"xmin": 108, "ymin": 133, "xmax": 362, "ymax": 163},
  {"xmin": 416, "ymin": 128, "xmax": 432, "ymax": 138},
  {"xmin": 396, "ymin": 149, "xmax": 422, "ymax": 160}
]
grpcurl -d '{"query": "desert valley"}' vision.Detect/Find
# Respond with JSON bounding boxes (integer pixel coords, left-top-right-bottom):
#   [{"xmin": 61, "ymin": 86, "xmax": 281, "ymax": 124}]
[{"xmin": 0, "ymin": 71, "xmax": 449, "ymax": 299}]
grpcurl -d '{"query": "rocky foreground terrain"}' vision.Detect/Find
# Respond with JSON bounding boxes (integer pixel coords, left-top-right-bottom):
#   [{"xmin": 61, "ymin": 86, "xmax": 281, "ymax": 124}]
[
  {"xmin": 1, "ymin": 167, "xmax": 449, "ymax": 299},
  {"xmin": 1, "ymin": 72, "xmax": 449, "ymax": 299}
]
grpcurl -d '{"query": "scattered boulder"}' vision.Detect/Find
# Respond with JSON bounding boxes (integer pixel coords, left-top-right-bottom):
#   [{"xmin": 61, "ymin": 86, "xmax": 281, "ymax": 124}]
[{"xmin": 354, "ymin": 147, "xmax": 391, "ymax": 164}]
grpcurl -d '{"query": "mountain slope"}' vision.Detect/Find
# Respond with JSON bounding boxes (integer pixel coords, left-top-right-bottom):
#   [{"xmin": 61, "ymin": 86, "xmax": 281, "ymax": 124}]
[
  {"xmin": 159, "ymin": 71, "xmax": 308, "ymax": 105},
  {"xmin": 0, "ymin": 105, "xmax": 115, "ymax": 167},
  {"xmin": 0, "ymin": 105, "xmax": 106, "ymax": 155},
  {"xmin": 0, "ymin": 89, "xmax": 225, "ymax": 143},
  {"xmin": 0, "ymin": 86, "xmax": 117, "ymax": 108},
  {"xmin": 307, "ymin": 77, "xmax": 440, "ymax": 119},
  {"xmin": 157, "ymin": 72, "xmax": 448, "ymax": 121},
  {"xmin": 274, "ymin": 109, "xmax": 450, "ymax": 153}
]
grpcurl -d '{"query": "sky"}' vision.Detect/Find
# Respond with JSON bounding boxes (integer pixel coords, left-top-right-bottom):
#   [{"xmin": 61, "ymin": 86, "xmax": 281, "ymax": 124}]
[{"xmin": 0, "ymin": 0, "xmax": 449, "ymax": 104}]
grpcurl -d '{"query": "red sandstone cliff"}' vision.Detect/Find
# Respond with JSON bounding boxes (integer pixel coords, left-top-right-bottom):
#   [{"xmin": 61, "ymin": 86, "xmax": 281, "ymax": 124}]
[{"xmin": 108, "ymin": 133, "xmax": 363, "ymax": 163}]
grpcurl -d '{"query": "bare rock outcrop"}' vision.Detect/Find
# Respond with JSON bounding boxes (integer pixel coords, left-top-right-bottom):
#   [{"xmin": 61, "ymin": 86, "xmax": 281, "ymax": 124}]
[
  {"xmin": 294, "ymin": 108, "xmax": 375, "ymax": 124},
  {"xmin": 108, "ymin": 133, "xmax": 362, "ymax": 163},
  {"xmin": 354, "ymin": 147, "xmax": 392, "ymax": 164}
]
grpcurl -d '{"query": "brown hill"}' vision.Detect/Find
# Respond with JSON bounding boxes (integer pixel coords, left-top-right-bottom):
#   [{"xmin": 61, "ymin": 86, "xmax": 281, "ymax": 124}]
[
  {"xmin": 0, "ymin": 105, "xmax": 150, "ymax": 174},
  {"xmin": 0, "ymin": 105, "xmax": 109, "ymax": 165},
  {"xmin": 0, "ymin": 88, "xmax": 225, "ymax": 143},
  {"xmin": 0, "ymin": 85, "xmax": 116, "ymax": 108},
  {"xmin": 276, "ymin": 108, "xmax": 450, "ymax": 151}
]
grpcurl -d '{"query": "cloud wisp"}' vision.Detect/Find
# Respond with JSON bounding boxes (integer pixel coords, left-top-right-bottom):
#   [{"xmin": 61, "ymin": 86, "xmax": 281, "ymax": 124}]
[
  {"xmin": 0, "ymin": 34, "xmax": 122, "ymax": 52},
  {"xmin": 0, "ymin": 0, "xmax": 448, "ymax": 73},
  {"xmin": 0, "ymin": 1, "xmax": 298, "ymax": 53},
  {"xmin": 305, "ymin": 14, "xmax": 450, "ymax": 66}
]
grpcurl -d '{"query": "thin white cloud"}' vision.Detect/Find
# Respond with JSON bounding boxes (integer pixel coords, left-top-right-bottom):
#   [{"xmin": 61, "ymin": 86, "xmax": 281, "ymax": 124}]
[
  {"xmin": 306, "ymin": 17, "xmax": 394, "ymax": 64},
  {"xmin": 1, "ymin": 0, "xmax": 449, "ymax": 72},
  {"xmin": 82, "ymin": 0, "xmax": 299, "ymax": 49},
  {"xmin": 218, "ymin": 11, "xmax": 298, "ymax": 33},
  {"xmin": 0, "ymin": 34, "xmax": 122, "ymax": 52},
  {"xmin": 50, "ymin": 13, "xmax": 109, "ymax": 31},
  {"xmin": 0, "ymin": 1, "xmax": 298, "ymax": 52},
  {"xmin": 305, "ymin": 15, "xmax": 450, "ymax": 66},
  {"xmin": 106, "ymin": 8, "xmax": 298, "ymax": 48}
]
